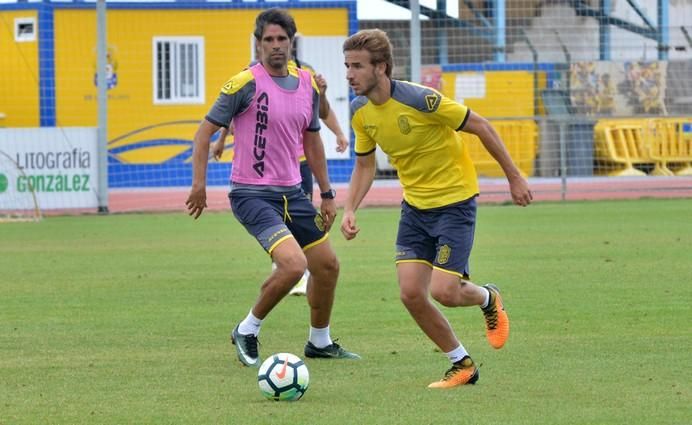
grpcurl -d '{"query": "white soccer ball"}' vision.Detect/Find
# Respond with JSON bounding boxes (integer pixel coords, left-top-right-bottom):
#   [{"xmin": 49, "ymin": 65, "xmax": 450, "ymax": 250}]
[{"xmin": 257, "ymin": 352, "xmax": 310, "ymax": 401}]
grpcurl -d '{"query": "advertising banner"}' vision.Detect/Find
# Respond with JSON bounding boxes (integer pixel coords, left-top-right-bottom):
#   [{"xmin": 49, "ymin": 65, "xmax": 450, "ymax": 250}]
[
  {"xmin": 0, "ymin": 127, "xmax": 98, "ymax": 209},
  {"xmin": 570, "ymin": 61, "xmax": 667, "ymax": 116}
]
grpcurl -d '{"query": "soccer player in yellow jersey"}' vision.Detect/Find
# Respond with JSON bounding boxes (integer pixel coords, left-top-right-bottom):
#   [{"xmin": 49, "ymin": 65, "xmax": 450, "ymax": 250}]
[{"xmin": 340, "ymin": 29, "xmax": 533, "ymax": 388}]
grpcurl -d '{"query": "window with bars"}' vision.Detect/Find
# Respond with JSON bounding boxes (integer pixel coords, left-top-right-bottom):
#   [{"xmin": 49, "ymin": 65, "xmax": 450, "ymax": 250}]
[{"xmin": 153, "ymin": 36, "xmax": 205, "ymax": 104}]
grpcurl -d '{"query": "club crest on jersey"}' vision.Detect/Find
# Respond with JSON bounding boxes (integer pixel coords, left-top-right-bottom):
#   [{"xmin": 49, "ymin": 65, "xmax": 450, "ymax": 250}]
[
  {"xmin": 398, "ymin": 115, "xmax": 411, "ymax": 134},
  {"xmin": 436, "ymin": 245, "xmax": 451, "ymax": 264},
  {"xmin": 314, "ymin": 214, "xmax": 325, "ymax": 232},
  {"xmin": 425, "ymin": 94, "xmax": 440, "ymax": 111}
]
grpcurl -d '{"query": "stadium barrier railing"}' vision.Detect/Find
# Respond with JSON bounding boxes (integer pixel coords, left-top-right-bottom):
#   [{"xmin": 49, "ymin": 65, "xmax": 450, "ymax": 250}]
[
  {"xmin": 595, "ymin": 118, "xmax": 692, "ymax": 177},
  {"xmin": 463, "ymin": 119, "xmax": 538, "ymax": 177},
  {"xmin": 648, "ymin": 118, "xmax": 692, "ymax": 176}
]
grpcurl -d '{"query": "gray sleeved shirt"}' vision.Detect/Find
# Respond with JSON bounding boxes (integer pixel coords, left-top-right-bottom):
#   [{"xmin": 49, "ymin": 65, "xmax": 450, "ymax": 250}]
[{"xmin": 205, "ymin": 68, "xmax": 320, "ymax": 132}]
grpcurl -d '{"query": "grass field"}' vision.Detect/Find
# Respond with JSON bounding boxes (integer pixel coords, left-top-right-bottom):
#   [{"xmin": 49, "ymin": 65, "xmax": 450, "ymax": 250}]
[{"xmin": 1, "ymin": 199, "xmax": 690, "ymax": 424}]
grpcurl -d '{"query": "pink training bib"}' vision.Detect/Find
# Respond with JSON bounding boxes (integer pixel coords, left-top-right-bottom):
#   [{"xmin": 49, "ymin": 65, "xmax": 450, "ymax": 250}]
[{"xmin": 231, "ymin": 63, "xmax": 313, "ymax": 186}]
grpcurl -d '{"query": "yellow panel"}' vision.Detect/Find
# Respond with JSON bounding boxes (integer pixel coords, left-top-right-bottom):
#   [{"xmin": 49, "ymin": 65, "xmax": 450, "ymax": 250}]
[
  {"xmin": 0, "ymin": 10, "xmax": 39, "ymax": 127},
  {"xmin": 536, "ymin": 72, "xmax": 547, "ymax": 115},
  {"xmin": 52, "ymin": 8, "xmax": 348, "ymax": 163},
  {"xmin": 293, "ymin": 9, "xmax": 348, "ymax": 36},
  {"xmin": 441, "ymin": 71, "xmax": 538, "ymax": 118},
  {"xmin": 116, "ymin": 145, "xmax": 190, "ymax": 164},
  {"xmin": 54, "ymin": 9, "xmax": 96, "ymax": 128},
  {"xmin": 439, "ymin": 71, "xmax": 546, "ymax": 176},
  {"xmin": 108, "ymin": 121, "xmax": 201, "ymax": 150}
]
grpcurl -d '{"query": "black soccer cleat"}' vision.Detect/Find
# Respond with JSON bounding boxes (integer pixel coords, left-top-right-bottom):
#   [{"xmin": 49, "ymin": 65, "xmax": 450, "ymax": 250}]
[{"xmin": 304, "ymin": 340, "xmax": 361, "ymax": 360}]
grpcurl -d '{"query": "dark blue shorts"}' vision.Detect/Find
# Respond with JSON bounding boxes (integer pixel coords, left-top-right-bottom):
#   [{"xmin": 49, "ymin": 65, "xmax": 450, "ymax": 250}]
[
  {"xmin": 395, "ymin": 196, "xmax": 477, "ymax": 278},
  {"xmin": 229, "ymin": 188, "xmax": 327, "ymax": 254}
]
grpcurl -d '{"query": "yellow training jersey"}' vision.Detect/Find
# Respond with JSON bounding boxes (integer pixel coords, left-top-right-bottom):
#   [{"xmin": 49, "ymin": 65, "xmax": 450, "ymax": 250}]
[
  {"xmin": 351, "ymin": 80, "xmax": 478, "ymax": 209},
  {"xmin": 288, "ymin": 59, "xmax": 316, "ymax": 76}
]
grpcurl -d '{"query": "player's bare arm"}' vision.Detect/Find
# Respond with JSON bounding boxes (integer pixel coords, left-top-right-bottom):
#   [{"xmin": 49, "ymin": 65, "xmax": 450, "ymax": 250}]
[
  {"xmin": 211, "ymin": 127, "xmax": 229, "ymax": 161},
  {"xmin": 315, "ymin": 74, "xmax": 349, "ymax": 153},
  {"xmin": 186, "ymin": 119, "xmax": 219, "ymax": 219},
  {"xmin": 303, "ymin": 130, "xmax": 337, "ymax": 230},
  {"xmin": 462, "ymin": 112, "xmax": 533, "ymax": 207},
  {"xmin": 341, "ymin": 153, "xmax": 376, "ymax": 240},
  {"xmin": 323, "ymin": 111, "xmax": 349, "ymax": 153},
  {"xmin": 314, "ymin": 74, "xmax": 331, "ymax": 120}
]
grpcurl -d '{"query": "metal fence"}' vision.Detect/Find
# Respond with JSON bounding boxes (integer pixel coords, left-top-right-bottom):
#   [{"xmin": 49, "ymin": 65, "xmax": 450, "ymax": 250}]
[{"xmin": 0, "ymin": 0, "xmax": 690, "ymax": 216}]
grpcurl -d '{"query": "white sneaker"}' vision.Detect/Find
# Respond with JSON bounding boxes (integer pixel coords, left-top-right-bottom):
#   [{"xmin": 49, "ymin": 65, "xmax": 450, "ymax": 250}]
[{"xmin": 289, "ymin": 271, "xmax": 308, "ymax": 296}]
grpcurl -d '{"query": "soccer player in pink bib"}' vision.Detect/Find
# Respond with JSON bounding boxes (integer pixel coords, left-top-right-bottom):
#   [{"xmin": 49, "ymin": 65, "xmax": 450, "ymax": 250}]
[
  {"xmin": 211, "ymin": 42, "xmax": 350, "ymax": 297},
  {"xmin": 186, "ymin": 8, "xmax": 360, "ymax": 367}
]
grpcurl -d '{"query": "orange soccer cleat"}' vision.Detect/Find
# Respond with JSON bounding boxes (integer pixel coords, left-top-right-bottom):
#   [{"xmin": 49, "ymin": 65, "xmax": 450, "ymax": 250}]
[
  {"xmin": 482, "ymin": 284, "xmax": 510, "ymax": 349},
  {"xmin": 427, "ymin": 356, "xmax": 479, "ymax": 389}
]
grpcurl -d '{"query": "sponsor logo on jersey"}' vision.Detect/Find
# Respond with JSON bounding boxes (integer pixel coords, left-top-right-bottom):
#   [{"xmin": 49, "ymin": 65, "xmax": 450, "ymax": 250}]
[
  {"xmin": 425, "ymin": 94, "xmax": 440, "ymax": 111},
  {"xmin": 363, "ymin": 124, "xmax": 377, "ymax": 137},
  {"xmin": 253, "ymin": 91, "xmax": 269, "ymax": 177},
  {"xmin": 395, "ymin": 245, "xmax": 409, "ymax": 260}
]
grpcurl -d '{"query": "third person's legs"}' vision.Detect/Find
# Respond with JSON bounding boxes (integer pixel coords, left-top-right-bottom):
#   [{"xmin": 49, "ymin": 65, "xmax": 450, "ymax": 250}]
[{"xmin": 302, "ymin": 240, "xmax": 360, "ymax": 359}]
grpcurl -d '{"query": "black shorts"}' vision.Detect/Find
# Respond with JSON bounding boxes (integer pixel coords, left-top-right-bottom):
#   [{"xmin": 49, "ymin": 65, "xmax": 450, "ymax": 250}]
[
  {"xmin": 395, "ymin": 196, "xmax": 477, "ymax": 278},
  {"xmin": 229, "ymin": 188, "xmax": 327, "ymax": 254}
]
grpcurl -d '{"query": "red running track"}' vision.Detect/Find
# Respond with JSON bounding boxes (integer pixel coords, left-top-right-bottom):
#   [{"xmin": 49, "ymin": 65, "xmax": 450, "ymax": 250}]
[{"xmin": 107, "ymin": 176, "xmax": 692, "ymax": 214}]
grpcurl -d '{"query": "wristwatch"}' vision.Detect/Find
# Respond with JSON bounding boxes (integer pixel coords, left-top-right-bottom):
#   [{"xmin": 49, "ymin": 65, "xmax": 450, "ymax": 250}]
[{"xmin": 320, "ymin": 188, "xmax": 337, "ymax": 200}]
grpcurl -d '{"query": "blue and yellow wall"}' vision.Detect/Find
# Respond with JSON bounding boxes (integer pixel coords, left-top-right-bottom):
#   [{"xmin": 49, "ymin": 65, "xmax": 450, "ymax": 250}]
[
  {"xmin": 1, "ymin": 7, "xmax": 40, "ymax": 128},
  {"xmin": 0, "ymin": 0, "xmax": 356, "ymax": 187}
]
